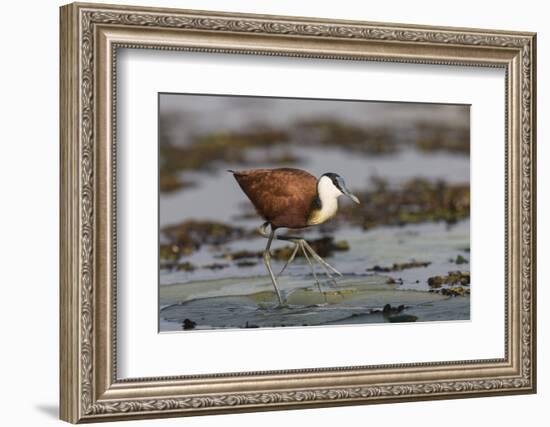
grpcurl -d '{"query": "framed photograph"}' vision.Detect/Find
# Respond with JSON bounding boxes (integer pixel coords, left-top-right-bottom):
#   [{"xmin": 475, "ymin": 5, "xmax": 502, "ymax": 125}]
[{"xmin": 60, "ymin": 2, "xmax": 537, "ymax": 423}]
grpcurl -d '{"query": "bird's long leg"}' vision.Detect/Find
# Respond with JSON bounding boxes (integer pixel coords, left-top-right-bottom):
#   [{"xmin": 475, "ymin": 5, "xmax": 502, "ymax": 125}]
[
  {"xmin": 260, "ymin": 224, "xmax": 284, "ymax": 306},
  {"xmin": 287, "ymin": 239, "xmax": 336, "ymax": 285},
  {"xmin": 261, "ymin": 223, "xmax": 300, "ymax": 278},
  {"xmin": 275, "ymin": 239, "xmax": 331, "ymax": 288},
  {"xmin": 277, "ymin": 244, "xmax": 299, "ymax": 278},
  {"xmin": 298, "ymin": 241, "xmax": 327, "ymax": 301},
  {"xmin": 302, "ymin": 240, "xmax": 343, "ymax": 278},
  {"xmin": 306, "ymin": 253, "xmax": 337, "ymax": 287},
  {"xmin": 275, "ymin": 234, "xmax": 343, "ymax": 282},
  {"xmin": 275, "ymin": 237, "xmax": 326, "ymax": 300},
  {"xmin": 258, "ymin": 222, "xmax": 271, "ymax": 238},
  {"xmin": 259, "ymin": 224, "xmax": 340, "ymax": 299}
]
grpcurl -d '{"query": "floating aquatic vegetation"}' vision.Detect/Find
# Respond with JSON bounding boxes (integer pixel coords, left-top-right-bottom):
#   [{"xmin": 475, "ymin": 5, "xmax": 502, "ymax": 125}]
[
  {"xmin": 383, "ymin": 277, "xmax": 404, "ymax": 285},
  {"xmin": 339, "ymin": 177, "xmax": 470, "ymax": 229},
  {"xmin": 176, "ymin": 262, "xmax": 196, "ymax": 272},
  {"xmin": 368, "ymin": 304, "xmax": 418, "ymax": 322},
  {"xmin": 388, "ymin": 314, "xmax": 418, "ymax": 322},
  {"xmin": 160, "ymin": 220, "xmax": 252, "ymax": 260},
  {"xmin": 441, "ymin": 287, "xmax": 469, "ymax": 297},
  {"xmin": 202, "ymin": 263, "xmax": 229, "ymax": 270},
  {"xmin": 218, "ymin": 249, "xmax": 259, "ymax": 261},
  {"xmin": 217, "ymin": 237, "xmax": 350, "ymax": 263},
  {"xmin": 159, "ymin": 244, "xmax": 185, "ymax": 262},
  {"xmin": 369, "ymin": 303, "xmax": 406, "ymax": 314},
  {"xmin": 274, "ymin": 237, "xmax": 350, "ymax": 259},
  {"xmin": 159, "ymin": 128, "xmax": 291, "ymax": 177},
  {"xmin": 430, "ymin": 286, "xmax": 470, "ymax": 297},
  {"xmin": 415, "ymin": 121, "xmax": 470, "ymax": 154},
  {"xmin": 182, "ymin": 318, "xmax": 197, "ymax": 330},
  {"xmin": 367, "ymin": 260, "xmax": 431, "ymax": 272},
  {"xmin": 293, "ymin": 118, "xmax": 398, "ymax": 154},
  {"xmin": 159, "ymin": 170, "xmax": 183, "ymax": 193},
  {"xmin": 427, "ymin": 271, "xmax": 470, "ymax": 288},
  {"xmin": 452, "ymin": 254, "xmax": 469, "ymax": 264},
  {"xmin": 236, "ymin": 260, "xmax": 257, "ymax": 268},
  {"xmin": 159, "ymin": 170, "xmax": 196, "ymax": 193}
]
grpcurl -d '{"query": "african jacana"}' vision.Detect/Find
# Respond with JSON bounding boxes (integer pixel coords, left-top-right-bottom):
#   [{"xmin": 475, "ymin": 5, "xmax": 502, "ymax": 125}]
[{"xmin": 230, "ymin": 168, "xmax": 360, "ymax": 305}]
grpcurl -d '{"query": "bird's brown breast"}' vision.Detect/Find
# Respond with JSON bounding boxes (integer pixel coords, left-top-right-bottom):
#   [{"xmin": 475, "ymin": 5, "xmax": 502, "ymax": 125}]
[{"xmin": 232, "ymin": 168, "xmax": 318, "ymax": 229}]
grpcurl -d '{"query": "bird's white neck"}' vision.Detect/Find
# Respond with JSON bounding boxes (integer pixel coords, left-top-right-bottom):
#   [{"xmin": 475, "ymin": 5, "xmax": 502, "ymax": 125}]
[{"xmin": 307, "ymin": 176, "xmax": 341, "ymax": 225}]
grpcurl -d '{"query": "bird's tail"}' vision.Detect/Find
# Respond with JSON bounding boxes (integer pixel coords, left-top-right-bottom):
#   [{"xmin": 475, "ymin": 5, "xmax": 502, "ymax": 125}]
[{"xmin": 227, "ymin": 169, "xmax": 236, "ymax": 174}]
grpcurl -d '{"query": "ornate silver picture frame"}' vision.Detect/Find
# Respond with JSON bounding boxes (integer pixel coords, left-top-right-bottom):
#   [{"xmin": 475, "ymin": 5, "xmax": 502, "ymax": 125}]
[{"xmin": 60, "ymin": 2, "xmax": 536, "ymax": 423}]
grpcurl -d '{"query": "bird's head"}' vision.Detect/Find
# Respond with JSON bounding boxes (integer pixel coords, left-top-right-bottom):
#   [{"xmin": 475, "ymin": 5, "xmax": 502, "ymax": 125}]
[{"xmin": 318, "ymin": 173, "xmax": 360, "ymax": 204}]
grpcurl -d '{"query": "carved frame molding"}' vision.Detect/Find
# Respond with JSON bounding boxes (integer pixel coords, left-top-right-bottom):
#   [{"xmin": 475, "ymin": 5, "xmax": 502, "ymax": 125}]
[{"xmin": 60, "ymin": 2, "xmax": 536, "ymax": 423}]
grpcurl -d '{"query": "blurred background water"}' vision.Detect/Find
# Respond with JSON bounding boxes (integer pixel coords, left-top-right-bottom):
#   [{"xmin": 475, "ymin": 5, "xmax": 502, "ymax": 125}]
[{"xmin": 158, "ymin": 94, "xmax": 471, "ymax": 331}]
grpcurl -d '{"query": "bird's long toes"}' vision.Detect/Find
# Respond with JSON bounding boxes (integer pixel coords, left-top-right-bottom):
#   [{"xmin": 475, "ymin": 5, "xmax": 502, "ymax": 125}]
[
  {"xmin": 327, "ymin": 278, "xmax": 339, "ymax": 287},
  {"xmin": 326, "ymin": 267, "xmax": 343, "ymax": 277}
]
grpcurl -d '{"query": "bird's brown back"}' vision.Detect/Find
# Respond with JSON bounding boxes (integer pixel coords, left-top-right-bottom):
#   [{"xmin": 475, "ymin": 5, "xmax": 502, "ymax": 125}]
[{"xmin": 232, "ymin": 168, "xmax": 318, "ymax": 229}]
